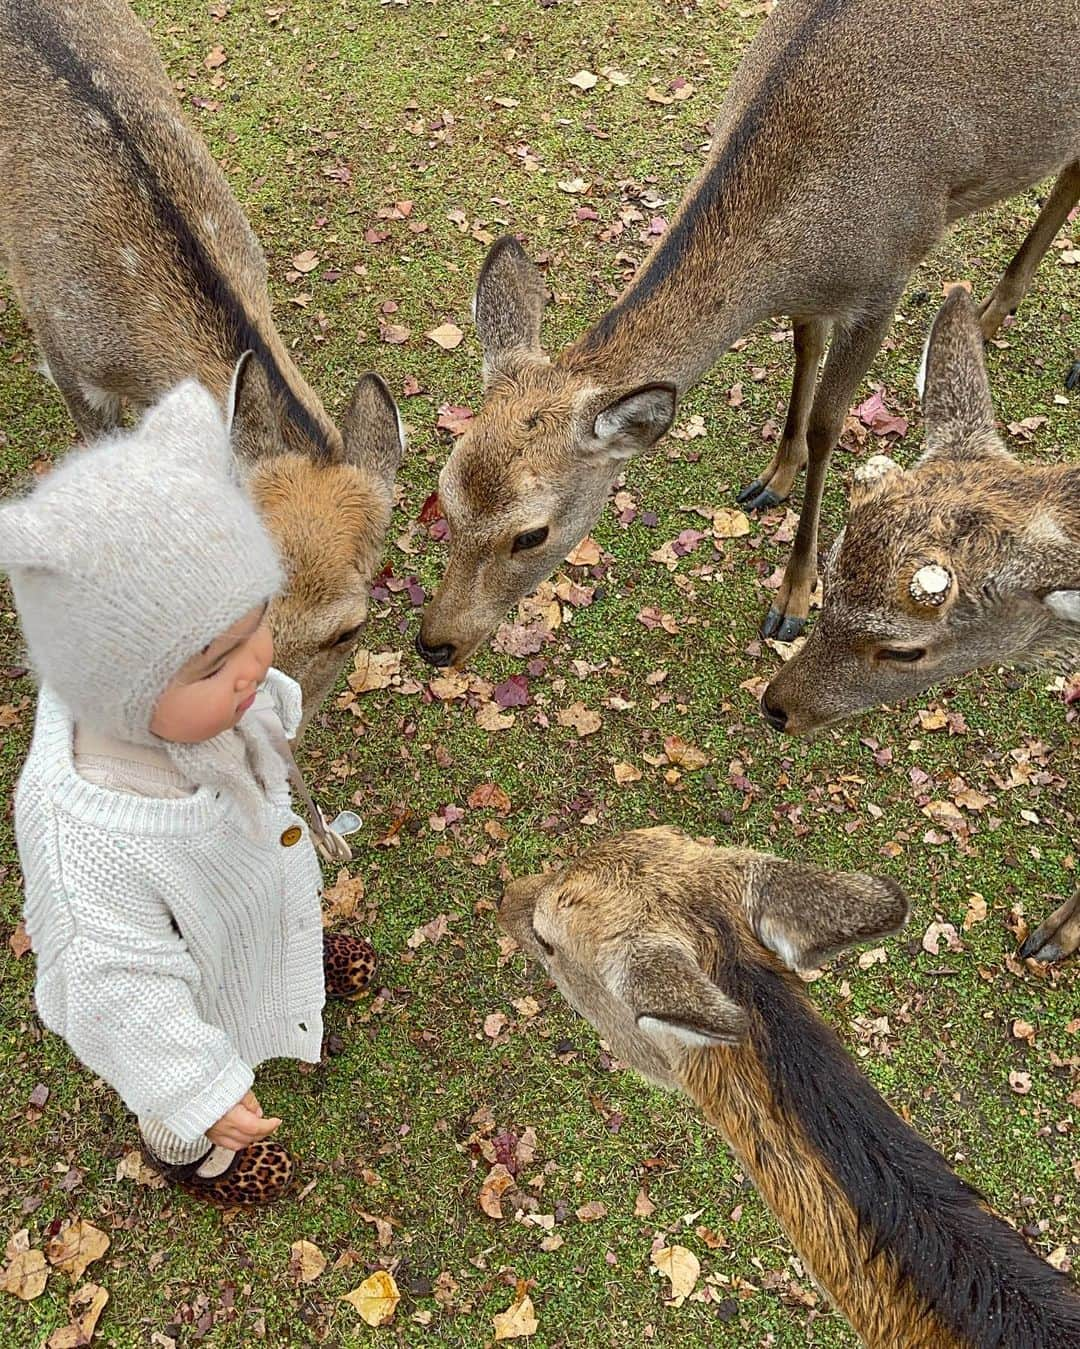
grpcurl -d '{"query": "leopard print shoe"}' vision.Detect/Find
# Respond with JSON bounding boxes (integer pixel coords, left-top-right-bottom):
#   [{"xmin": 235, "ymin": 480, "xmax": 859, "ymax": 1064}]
[
  {"xmin": 323, "ymin": 930, "xmax": 377, "ymax": 1000},
  {"xmin": 143, "ymin": 1138, "xmax": 294, "ymax": 1206}
]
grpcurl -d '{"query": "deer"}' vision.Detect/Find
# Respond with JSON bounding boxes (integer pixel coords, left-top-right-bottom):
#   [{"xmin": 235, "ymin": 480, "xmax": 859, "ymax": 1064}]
[
  {"xmin": 415, "ymin": 0, "xmax": 1079, "ymax": 671},
  {"xmin": 760, "ymin": 287, "xmax": 1079, "ymax": 962},
  {"xmin": 500, "ymin": 826, "xmax": 1080, "ymax": 1348},
  {"xmin": 0, "ymin": 0, "xmax": 403, "ymax": 733}
]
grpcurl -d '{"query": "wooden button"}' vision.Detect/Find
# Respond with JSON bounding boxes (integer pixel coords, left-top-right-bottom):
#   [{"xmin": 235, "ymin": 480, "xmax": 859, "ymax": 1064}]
[{"xmin": 280, "ymin": 825, "xmax": 303, "ymax": 847}]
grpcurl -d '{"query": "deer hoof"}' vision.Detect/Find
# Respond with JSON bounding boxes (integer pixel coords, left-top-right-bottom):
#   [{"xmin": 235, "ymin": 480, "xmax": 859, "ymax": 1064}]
[
  {"xmin": 1019, "ymin": 893, "xmax": 1080, "ymax": 964},
  {"xmin": 738, "ymin": 482, "xmax": 783, "ymax": 512},
  {"xmin": 1065, "ymin": 360, "xmax": 1080, "ymax": 392}
]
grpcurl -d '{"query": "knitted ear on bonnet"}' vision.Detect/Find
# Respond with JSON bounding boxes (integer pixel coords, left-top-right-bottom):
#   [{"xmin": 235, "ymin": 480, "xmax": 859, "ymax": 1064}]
[{"xmin": 0, "ymin": 380, "xmax": 284, "ymax": 744}]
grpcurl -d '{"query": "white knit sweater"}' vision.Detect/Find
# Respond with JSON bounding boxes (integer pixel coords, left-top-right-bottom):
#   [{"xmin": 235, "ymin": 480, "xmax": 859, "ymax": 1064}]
[{"xmin": 16, "ymin": 670, "xmax": 325, "ymax": 1143}]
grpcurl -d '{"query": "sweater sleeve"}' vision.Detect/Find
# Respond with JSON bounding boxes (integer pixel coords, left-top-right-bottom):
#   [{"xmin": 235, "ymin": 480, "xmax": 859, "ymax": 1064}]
[{"xmin": 35, "ymin": 928, "xmax": 254, "ymax": 1143}]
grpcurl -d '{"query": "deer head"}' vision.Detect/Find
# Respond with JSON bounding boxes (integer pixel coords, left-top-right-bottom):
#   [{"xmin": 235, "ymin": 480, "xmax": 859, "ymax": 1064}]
[
  {"xmin": 499, "ymin": 827, "xmax": 908, "ymax": 1089},
  {"xmin": 416, "ymin": 238, "xmax": 675, "ymax": 668},
  {"xmin": 762, "ymin": 288, "xmax": 1078, "ymax": 735},
  {"xmin": 232, "ymin": 357, "xmax": 404, "ymax": 732}
]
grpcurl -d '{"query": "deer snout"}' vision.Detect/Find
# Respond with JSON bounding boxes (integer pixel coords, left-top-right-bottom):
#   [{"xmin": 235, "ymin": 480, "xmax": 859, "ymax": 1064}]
[
  {"xmin": 415, "ymin": 632, "xmax": 457, "ymax": 667},
  {"xmin": 760, "ymin": 687, "xmax": 789, "ymax": 732}
]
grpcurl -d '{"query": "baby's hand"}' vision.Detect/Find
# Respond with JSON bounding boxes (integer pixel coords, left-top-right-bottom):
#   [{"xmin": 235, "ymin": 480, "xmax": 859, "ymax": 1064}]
[{"xmin": 206, "ymin": 1090, "xmax": 281, "ymax": 1149}]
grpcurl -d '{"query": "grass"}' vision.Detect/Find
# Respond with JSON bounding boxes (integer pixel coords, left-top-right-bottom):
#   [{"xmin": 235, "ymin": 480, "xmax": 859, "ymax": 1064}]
[{"xmin": 0, "ymin": 0, "xmax": 1077, "ymax": 1344}]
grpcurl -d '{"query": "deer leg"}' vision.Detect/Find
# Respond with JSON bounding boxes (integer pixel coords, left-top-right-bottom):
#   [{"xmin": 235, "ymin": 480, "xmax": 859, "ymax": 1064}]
[
  {"xmin": 977, "ymin": 160, "xmax": 1080, "ymax": 340},
  {"xmin": 762, "ymin": 306, "xmax": 899, "ymax": 642},
  {"xmin": 738, "ymin": 318, "xmax": 831, "ymax": 512},
  {"xmin": 1019, "ymin": 889, "xmax": 1080, "ymax": 964}
]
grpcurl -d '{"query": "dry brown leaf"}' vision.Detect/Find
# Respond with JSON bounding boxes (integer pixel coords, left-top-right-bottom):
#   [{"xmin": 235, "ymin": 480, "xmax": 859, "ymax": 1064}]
[
  {"xmin": 2, "ymin": 1248, "xmax": 48, "ymax": 1301},
  {"xmin": 47, "ymin": 1283, "xmax": 109, "ymax": 1348},
  {"xmin": 46, "ymin": 1220, "xmax": 110, "ymax": 1282},
  {"xmin": 429, "ymin": 670, "xmax": 469, "ymax": 701},
  {"xmin": 427, "ymin": 322, "xmax": 464, "ymax": 350},
  {"xmin": 557, "ymin": 702, "xmax": 601, "ymax": 737},
  {"xmin": 613, "ymin": 761, "xmax": 643, "ymax": 784},
  {"xmin": 115, "ymin": 1149, "xmax": 165, "ymax": 1189},
  {"xmin": 322, "ymin": 869, "xmax": 365, "ymax": 923},
  {"xmin": 663, "ymin": 735, "xmax": 709, "ymax": 770},
  {"xmin": 566, "ymin": 537, "xmax": 601, "ymax": 566},
  {"xmin": 8, "ymin": 920, "xmax": 31, "ymax": 958},
  {"xmin": 652, "ymin": 1244, "xmax": 700, "ymax": 1302},
  {"xmin": 633, "ymin": 1188, "xmax": 655, "ymax": 1217},
  {"xmin": 349, "ymin": 649, "xmax": 401, "ymax": 693},
  {"xmin": 711, "ymin": 507, "xmax": 750, "ymax": 539},
  {"xmin": 467, "ymin": 782, "xmax": 511, "ymax": 813},
  {"xmin": 291, "ymin": 249, "xmax": 319, "ymax": 273},
  {"xmin": 478, "ymin": 1163, "xmax": 515, "ymax": 1219},
  {"xmin": 204, "ymin": 44, "xmax": 227, "ymax": 69},
  {"xmin": 493, "ymin": 1292, "xmax": 538, "ymax": 1340},
  {"xmin": 575, "ymin": 1200, "xmax": 607, "ymax": 1222},
  {"xmin": 962, "ymin": 893, "xmax": 988, "ymax": 931},
  {"xmin": 289, "ymin": 1239, "xmax": 327, "ymax": 1284},
  {"xmin": 921, "ymin": 920, "xmax": 960, "ymax": 955},
  {"xmin": 341, "ymin": 1270, "xmax": 401, "ymax": 1326},
  {"xmin": 1009, "ymin": 1070, "xmax": 1032, "ymax": 1095},
  {"xmin": 567, "ymin": 69, "xmax": 598, "ymax": 90},
  {"xmin": 476, "ymin": 701, "xmax": 515, "ymax": 732}
]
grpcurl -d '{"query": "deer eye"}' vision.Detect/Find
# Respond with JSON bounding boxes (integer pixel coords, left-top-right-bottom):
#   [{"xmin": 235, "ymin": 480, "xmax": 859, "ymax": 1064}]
[
  {"xmin": 512, "ymin": 526, "xmax": 550, "ymax": 554},
  {"xmin": 876, "ymin": 646, "xmax": 926, "ymax": 664},
  {"xmin": 531, "ymin": 922, "xmax": 555, "ymax": 956},
  {"xmin": 326, "ymin": 623, "xmax": 364, "ymax": 650}
]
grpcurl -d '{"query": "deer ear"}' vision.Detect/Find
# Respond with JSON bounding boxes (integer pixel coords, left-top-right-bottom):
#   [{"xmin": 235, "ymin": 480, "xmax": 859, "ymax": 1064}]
[
  {"xmin": 474, "ymin": 236, "xmax": 549, "ymax": 381},
  {"xmin": 618, "ymin": 939, "xmax": 748, "ymax": 1049},
  {"xmin": 227, "ymin": 351, "xmax": 289, "ymax": 462},
  {"xmin": 920, "ymin": 288, "xmax": 1007, "ymax": 463},
  {"xmin": 581, "ymin": 384, "xmax": 677, "ymax": 464},
  {"xmin": 743, "ymin": 856, "xmax": 910, "ymax": 972},
  {"xmin": 340, "ymin": 371, "xmax": 405, "ymax": 485}
]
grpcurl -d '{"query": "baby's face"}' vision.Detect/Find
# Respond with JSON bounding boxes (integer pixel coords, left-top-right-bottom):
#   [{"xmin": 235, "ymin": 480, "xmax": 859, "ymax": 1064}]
[{"xmin": 150, "ymin": 603, "xmax": 273, "ymax": 743}]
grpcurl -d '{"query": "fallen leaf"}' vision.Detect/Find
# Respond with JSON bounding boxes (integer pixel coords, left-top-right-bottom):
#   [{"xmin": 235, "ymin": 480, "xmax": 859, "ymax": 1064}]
[
  {"xmin": 115, "ymin": 1149, "xmax": 165, "ymax": 1189},
  {"xmin": 557, "ymin": 702, "xmax": 601, "ymax": 737},
  {"xmin": 1009, "ymin": 1070, "xmax": 1032, "ymax": 1095},
  {"xmin": 575, "ymin": 1200, "xmax": 607, "ymax": 1222},
  {"xmin": 46, "ymin": 1221, "xmax": 110, "ymax": 1282},
  {"xmin": 1, "ymin": 1248, "xmax": 48, "ymax": 1301},
  {"xmin": 493, "ymin": 1292, "xmax": 538, "ymax": 1340},
  {"xmin": 47, "ymin": 1284, "xmax": 109, "ymax": 1348},
  {"xmin": 652, "ymin": 1244, "xmax": 700, "ymax": 1303},
  {"xmin": 663, "ymin": 735, "xmax": 709, "ymax": 770},
  {"xmin": 468, "ymin": 783, "xmax": 511, "ymax": 813},
  {"xmin": 341, "ymin": 1270, "xmax": 401, "ymax": 1326},
  {"xmin": 711, "ymin": 507, "xmax": 750, "ymax": 539},
  {"xmin": 476, "ymin": 701, "xmax": 515, "ymax": 732},
  {"xmin": 289, "ymin": 1239, "xmax": 326, "ymax": 1284},
  {"xmin": 291, "ymin": 249, "xmax": 319, "ymax": 273},
  {"xmin": 204, "ymin": 44, "xmax": 227, "ymax": 69},
  {"xmin": 613, "ymin": 761, "xmax": 642, "ymax": 784},
  {"xmin": 427, "ymin": 322, "xmax": 464, "ymax": 350},
  {"xmin": 557, "ymin": 177, "xmax": 589, "ymax": 195},
  {"xmin": 349, "ymin": 649, "xmax": 401, "ymax": 693},
  {"xmin": 634, "ymin": 1188, "xmax": 655, "ymax": 1217},
  {"xmin": 484, "ymin": 1011, "xmax": 509, "ymax": 1039},
  {"xmin": 8, "ymin": 921, "xmax": 30, "ymax": 958},
  {"xmin": 478, "ymin": 1163, "xmax": 515, "ymax": 1219},
  {"xmin": 962, "ymin": 893, "xmax": 988, "ymax": 930},
  {"xmin": 567, "ymin": 69, "xmax": 598, "ymax": 90},
  {"xmin": 921, "ymin": 920, "xmax": 961, "ymax": 955},
  {"xmin": 566, "ymin": 536, "xmax": 601, "ymax": 567}
]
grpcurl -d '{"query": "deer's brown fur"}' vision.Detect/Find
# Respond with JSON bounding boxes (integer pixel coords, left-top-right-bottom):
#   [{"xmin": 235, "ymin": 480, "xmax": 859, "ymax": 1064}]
[
  {"xmin": 0, "ymin": 0, "xmax": 402, "ymax": 729},
  {"xmin": 418, "ymin": 0, "xmax": 1079, "ymax": 668},
  {"xmin": 500, "ymin": 827, "xmax": 1080, "ymax": 1348}
]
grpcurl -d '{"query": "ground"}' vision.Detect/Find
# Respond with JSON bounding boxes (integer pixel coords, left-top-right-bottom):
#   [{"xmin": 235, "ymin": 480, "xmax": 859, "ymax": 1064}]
[{"xmin": 0, "ymin": 0, "xmax": 1077, "ymax": 1345}]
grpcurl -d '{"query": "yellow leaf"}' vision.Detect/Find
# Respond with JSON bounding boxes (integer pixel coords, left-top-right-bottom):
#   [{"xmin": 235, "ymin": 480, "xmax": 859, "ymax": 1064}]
[
  {"xmin": 652, "ymin": 1244, "xmax": 700, "ymax": 1302},
  {"xmin": 46, "ymin": 1221, "xmax": 110, "ymax": 1281},
  {"xmin": 289, "ymin": 1239, "xmax": 327, "ymax": 1284},
  {"xmin": 1, "ymin": 1248, "xmax": 48, "ymax": 1301},
  {"xmin": 711, "ymin": 507, "xmax": 750, "ymax": 538},
  {"xmin": 47, "ymin": 1283, "xmax": 109, "ymax": 1348},
  {"xmin": 427, "ymin": 322, "xmax": 464, "ymax": 350},
  {"xmin": 493, "ymin": 1292, "xmax": 538, "ymax": 1340},
  {"xmin": 341, "ymin": 1270, "xmax": 401, "ymax": 1327}
]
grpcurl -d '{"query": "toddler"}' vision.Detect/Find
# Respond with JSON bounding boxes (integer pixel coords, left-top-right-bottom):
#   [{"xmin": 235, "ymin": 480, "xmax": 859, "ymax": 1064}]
[{"xmin": 3, "ymin": 379, "xmax": 374, "ymax": 1205}]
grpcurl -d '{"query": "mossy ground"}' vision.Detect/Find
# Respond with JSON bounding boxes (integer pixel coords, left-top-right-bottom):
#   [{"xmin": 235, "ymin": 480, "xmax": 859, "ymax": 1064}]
[{"xmin": 0, "ymin": 1, "xmax": 1076, "ymax": 1345}]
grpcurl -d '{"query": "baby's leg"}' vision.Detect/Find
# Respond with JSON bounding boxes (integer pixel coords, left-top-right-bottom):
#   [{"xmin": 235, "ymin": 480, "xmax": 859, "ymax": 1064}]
[{"xmin": 140, "ymin": 1117, "xmax": 210, "ymax": 1167}]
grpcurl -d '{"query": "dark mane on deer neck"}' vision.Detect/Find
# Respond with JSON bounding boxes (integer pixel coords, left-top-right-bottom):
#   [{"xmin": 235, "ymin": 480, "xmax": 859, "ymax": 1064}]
[{"xmin": 706, "ymin": 941, "xmax": 1080, "ymax": 1348}]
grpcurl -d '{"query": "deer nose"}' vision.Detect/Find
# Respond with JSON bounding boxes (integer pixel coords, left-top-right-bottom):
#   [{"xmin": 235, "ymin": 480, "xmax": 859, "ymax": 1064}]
[
  {"xmin": 760, "ymin": 688, "xmax": 789, "ymax": 732},
  {"xmin": 415, "ymin": 632, "xmax": 456, "ymax": 668}
]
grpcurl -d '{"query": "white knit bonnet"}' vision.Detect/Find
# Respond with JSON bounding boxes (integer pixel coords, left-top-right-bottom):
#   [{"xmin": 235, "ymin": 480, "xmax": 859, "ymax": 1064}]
[{"xmin": 0, "ymin": 379, "xmax": 284, "ymax": 744}]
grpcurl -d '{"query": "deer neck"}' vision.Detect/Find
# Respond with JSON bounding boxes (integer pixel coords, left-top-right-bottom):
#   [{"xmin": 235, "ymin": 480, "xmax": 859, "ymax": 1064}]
[
  {"xmin": 559, "ymin": 164, "xmax": 780, "ymax": 394},
  {"xmin": 677, "ymin": 964, "xmax": 1080, "ymax": 1348}
]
